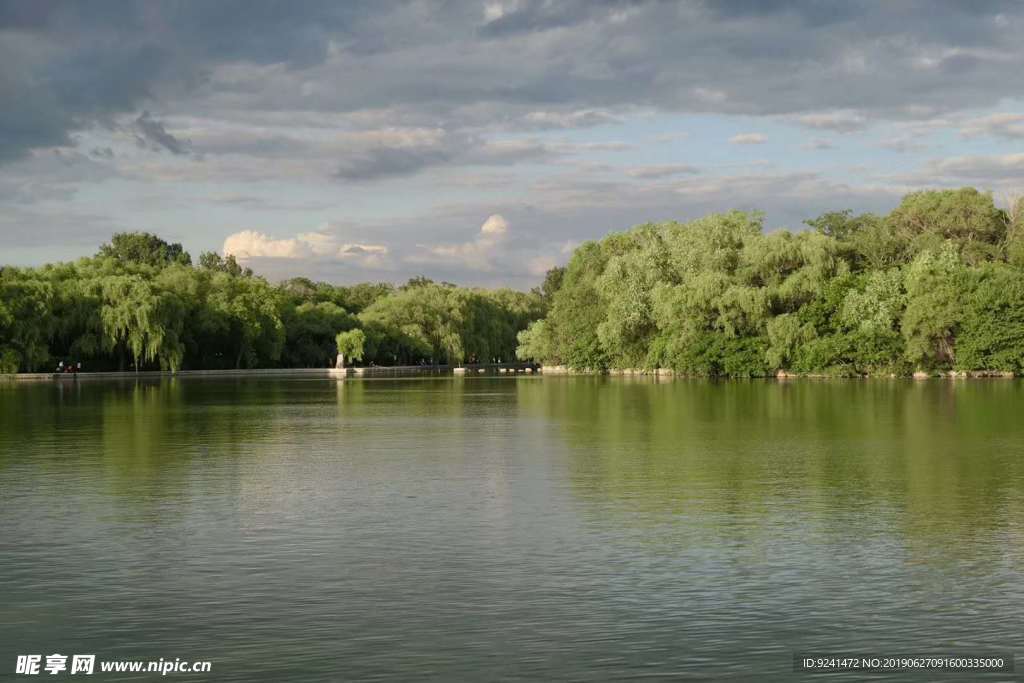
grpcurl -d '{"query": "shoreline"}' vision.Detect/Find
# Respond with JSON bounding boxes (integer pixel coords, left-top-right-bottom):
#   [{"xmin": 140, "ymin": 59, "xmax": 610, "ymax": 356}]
[
  {"xmin": 2, "ymin": 364, "xmax": 1017, "ymax": 383},
  {"xmin": 0, "ymin": 363, "xmax": 541, "ymax": 383},
  {"xmin": 540, "ymin": 365, "xmax": 1017, "ymax": 380}
]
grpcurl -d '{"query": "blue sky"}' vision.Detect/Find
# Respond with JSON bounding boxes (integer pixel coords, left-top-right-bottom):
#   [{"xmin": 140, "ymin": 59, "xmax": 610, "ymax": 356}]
[{"xmin": 2, "ymin": 1, "xmax": 1024, "ymax": 288}]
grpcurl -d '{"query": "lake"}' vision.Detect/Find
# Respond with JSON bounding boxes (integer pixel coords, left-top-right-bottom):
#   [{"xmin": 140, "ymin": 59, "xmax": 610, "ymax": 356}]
[{"xmin": 2, "ymin": 376, "xmax": 1023, "ymax": 680}]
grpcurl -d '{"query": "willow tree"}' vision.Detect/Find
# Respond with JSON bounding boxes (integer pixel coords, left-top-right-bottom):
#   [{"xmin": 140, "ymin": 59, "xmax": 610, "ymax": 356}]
[
  {"xmin": 886, "ymin": 188, "xmax": 1007, "ymax": 264},
  {"xmin": 955, "ymin": 263, "xmax": 1024, "ymax": 372},
  {"xmin": 283, "ymin": 301, "xmax": 357, "ymax": 368},
  {"xmin": 515, "ymin": 320, "xmax": 551, "ymax": 362},
  {"xmin": 516, "ymin": 195, "xmax": 1024, "ymax": 377},
  {"xmin": 358, "ymin": 283, "xmax": 467, "ymax": 364},
  {"xmin": 206, "ymin": 272, "xmax": 285, "ymax": 369},
  {"xmin": 901, "ymin": 245, "xmax": 965, "ymax": 370},
  {"xmin": 0, "ymin": 272, "xmax": 55, "ymax": 372},
  {"xmin": 334, "ymin": 328, "xmax": 366, "ymax": 368}
]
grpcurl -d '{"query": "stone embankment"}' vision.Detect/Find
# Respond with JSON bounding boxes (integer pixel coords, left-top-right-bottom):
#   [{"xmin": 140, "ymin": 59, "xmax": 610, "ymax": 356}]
[
  {"xmin": 0, "ymin": 368, "xmax": 350, "ymax": 382},
  {"xmin": 0, "ymin": 363, "xmax": 542, "ymax": 383},
  {"xmin": 3, "ymin": 365, "xmax": 1015, "ymax": 383},
  {"xmin": 540, "ymin": 366, "xmax": 1017, "ymax": 379}
]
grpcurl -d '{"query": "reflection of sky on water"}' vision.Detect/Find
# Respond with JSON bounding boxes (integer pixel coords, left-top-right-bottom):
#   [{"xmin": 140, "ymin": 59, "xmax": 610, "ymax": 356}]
[{"xmin": 1, "ymin": 377, "xmax": 1022, "ymax": 680}]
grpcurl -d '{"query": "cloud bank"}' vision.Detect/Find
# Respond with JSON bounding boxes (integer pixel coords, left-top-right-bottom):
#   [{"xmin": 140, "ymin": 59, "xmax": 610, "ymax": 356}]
[{"xmin": 3, "ymin": 1, "xmax": 1024, "ymax": 286}]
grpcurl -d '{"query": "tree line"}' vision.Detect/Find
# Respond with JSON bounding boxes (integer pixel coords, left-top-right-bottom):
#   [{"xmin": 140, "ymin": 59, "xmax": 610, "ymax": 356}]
[
  {"xmin": 5, "ymin": 186, "xmax": 1022, "ymax": 377},
  {"xmin": 0, "ymin": 232, "xmax": 545, "ymax": 373},
  {"xmin": 516, "ymin": 187, "xmax": 1024, "ymax": 377}
]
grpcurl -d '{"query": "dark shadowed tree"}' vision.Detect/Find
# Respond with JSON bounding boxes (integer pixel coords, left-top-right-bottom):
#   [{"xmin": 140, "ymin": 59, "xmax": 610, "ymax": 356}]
[
  {"xmin": 99, "ymin": 232, "xmax": 192, "ymax": 267},
  {"xmin": 199, "ymin": 251, "xmax": 252, "ymax": 277}
]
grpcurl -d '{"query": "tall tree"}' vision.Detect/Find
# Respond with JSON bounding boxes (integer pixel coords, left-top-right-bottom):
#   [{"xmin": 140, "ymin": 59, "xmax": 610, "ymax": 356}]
[{"xmin": 99, "ymin": 232, "xmax": 192, "ymax": 267}]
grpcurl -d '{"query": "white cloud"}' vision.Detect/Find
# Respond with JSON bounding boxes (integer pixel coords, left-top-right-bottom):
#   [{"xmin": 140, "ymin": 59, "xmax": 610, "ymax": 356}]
[
  {"xmin": 479, "ymin": 213, "xmax": 509, "ymax": 237},
  {"xmin": 522, "ymin": 109, "xmax": 620, "ymax": 129},
  {"xmin": 527, "ymin": 254, "xmax": 559, "ymax": 276},
  {"xmin": 223, "ymin": 230, "xmax": 309, "ymax": 259},
  {"xmin": 960, "ymin": 113, "xmax": 1024, "ymax": 139},
  {"xmin": 295, "ymin": 231, "xmax": 341, "ymax": 257},
  {"xmin": 878, "ymin": 136, "xmax": 928, "ymax": 153},
  {"xmin": 336, "ymin": 242, "xmax": 389, "ymax": 266},
  {"xmin": 802, "ymin": 138, "xmax": 835, "ymax": 151},
  {"xmin": 910, "ymin": 46, "xmax": 1012, "ymax": 72},
  {"xmin": 223, "ymin": 229, "xmax": 389, "ymax": 266},
  {"xmin": 692, "ymin": 87, "xmax": 727, "ymax": 104},
  {"xmin": 338, "ymin": 243, "xmax": 388, "ymax": 257},
  {"xmin": 873, "ymin": 153, "xmax": 1024, "ymax": 192},
  {"xmin": 483, "ymin": 2, "xmax": 506, "ymax": 22},
  {"xmin": 651, "ymin": 132, "xmax": 690, "ymax": 143},
  {"xmin": 411, "ymin": 213, "xmax": 511, "ymax": 271},
  {"xmin": 927, "ymin": 153, "xmax": 1024, "ymax": 178},
  {"xmin": 729, "ymin": 133, "xmax": 767, "ymax": 145},
  {"xmin": 790, "ymin": 110, "xmax": 869, "ymax": 133},
  {"xmin": 625, "ymin": 164, "xmax": 699, "ymax": 179}
]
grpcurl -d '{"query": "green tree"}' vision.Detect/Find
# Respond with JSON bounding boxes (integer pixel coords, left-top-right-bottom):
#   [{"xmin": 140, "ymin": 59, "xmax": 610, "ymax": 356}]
[
  {"xmin": 334, "ymin": 328, "xmax": 366, "ymax": 367},
  {"xmin": 282, "ymin": 301, "xmax": 356, "ymax": 367},
  {"xmin": 338, "ymin": 282, "xmax": 394, "ymax": 314},
  {"xmin": 99, "ymin": 232, "xmax": 192, "ymax": 267},
  {"xmin": 886, "ymin": 188, "xmax": 1007, "ymax": 264},
  {"xmin": 955, "ymin": 263, "xmax": 1024, "ymax": 372},
  {"xmin": 535, "ymin": 241, "xmax": 610, "ymax": 369},
  {"xmin": 902, "ymin": 244, "xmax": 965, "ymax": 369},
  {"xmin": 207, "ymin": 273, "xmax": 285, "ymax": 368},
  {"xmin": 516, "ymin": 320, "xmax": 551, "ymax": 361},
  {"xmin": 0, "ymin": 271, "xmax": 55, "ymax": 371},
  {"xmin": 531, "ymin": 266, "xmax": 565, "ymax": 307},
  {"xmin": 5, "ymin": 199, "xmax": 1024, "ymax": 380},
  {"xmin": 358, "ymin": 283, "xmax": 466, "ymax": 364},
  {"xmin": 1006, "ymin": 196, "xmax": 1024, "ymax": 267},
  {"xmin": 199, "ymin": 251, "xmax": 252, "ymax": 277},
  {"xmin": 98, "ymin": 274, "xmax": 185, "ymax": 371},
  {"xmin": 805, "ymin": 209, "xmax": 872, "ymax": 241}
]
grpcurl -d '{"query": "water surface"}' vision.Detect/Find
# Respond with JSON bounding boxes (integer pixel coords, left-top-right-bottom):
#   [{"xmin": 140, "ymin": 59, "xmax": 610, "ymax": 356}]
[{"xmin": 2, "ymin": 377, "xmax": 1023, "ymax": 680}]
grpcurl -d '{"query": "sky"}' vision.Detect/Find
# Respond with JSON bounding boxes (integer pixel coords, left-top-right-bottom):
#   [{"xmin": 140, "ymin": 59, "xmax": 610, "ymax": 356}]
[{"xmin": 2, "ymin": 1, "xmax": 1024, "ymax": 289}]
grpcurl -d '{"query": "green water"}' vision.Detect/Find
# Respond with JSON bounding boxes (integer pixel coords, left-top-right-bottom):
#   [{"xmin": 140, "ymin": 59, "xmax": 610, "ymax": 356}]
[{"xmin": 1, "ymin": 377, "xmax": 1023, "ymax": 681}]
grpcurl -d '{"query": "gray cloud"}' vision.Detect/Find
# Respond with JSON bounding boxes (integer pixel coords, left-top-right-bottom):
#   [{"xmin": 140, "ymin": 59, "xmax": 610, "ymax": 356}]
[
  {"xmin": 0, "ymin": 149, "xmax": 117, "ymax": 203},
  {"xmin": 4, "ymin": 0, "xmax": 1024, "ymax": 285},
  {"xmin": 867, "ymin": 152, "xmax": 1024, "ymax": 195},
  {"xmin": 236, "ymin": 167, "xmax": 906, "ymax": 288},
  {"xmin": 3, "ymin": 1, "xmax": 1024, "ymax": 163},
  {"xmin": 477, "ymin": 0, "xmax": 644, "ymax": 38},
  {"xmin": 625, "ymin": 164, "xmax": 700, "ymax": 179},
  {"xmin": 335, "ymin": 145, "xmax": 456, "ymax": 181},
  {"xmin": 520, "ymin": 109, "xmax": 622, "ymax": 130},
  {"xmin": 133, "ymin": 111, "xmax": 190, "ymax": 155},
  {"xmin": 801, "ymin": 139, "xmax": 836, "ymax": 151},
  {"xmin": 960, "ymin": 113, "xmax": 1024, "ymax": 139},
  {"xmin": 790, "ymin": 111, "xmax": 869, "ymax": 133},
  {"xmin": 0, "ymin": 0, "xmax": 358, "ymax": 161},
  {"xmin": 334, "ymin": 133, "xmax": 562, "ymax": 182},
  {"xmin": 923, "ymin": 153, "xmax": 1024, "ymax": 180},
  {"xmin": 878, "ymin": 137, "xmax": 929, "ymax": 153},
  {"xmin": 0, "ymin": 203, "xmax": 121, "ymax": 255}
]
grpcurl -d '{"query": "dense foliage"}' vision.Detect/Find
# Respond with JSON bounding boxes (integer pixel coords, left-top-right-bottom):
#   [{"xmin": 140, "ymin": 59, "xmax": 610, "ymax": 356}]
[
  {"xmin": 517, "ymin": 188, "xmax": 1024, "ymax": 377},
  {"xmin": 0, "ymin": 232, "xmax": 544, "ymax": 372},
  {"xmin": 5, "ymin": 188, "xmax": 1022, "ymax": 377}
]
